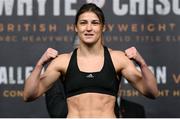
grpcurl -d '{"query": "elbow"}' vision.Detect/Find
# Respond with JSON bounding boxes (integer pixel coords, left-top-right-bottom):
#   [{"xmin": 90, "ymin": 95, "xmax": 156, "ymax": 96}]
[
  {"xmin": 23, "ymin": 95, "xmax": 27, "ymax": 102},
  {"xmin": 22, "ymin": 91, "xmax": 36, "ymax": 102},
  {"xmin": 145, "ymin": 93, "xmax": 157, "ymax": 99},
  {"xmin": 23, "ymin": 97, "xmax": 30, "ymax": 102},
  {"xmin": 23, "ymin": 96, "xmax": 35, "ymax": 102},
  {"xmin": 152, "ymin": 86, "xmax": 159, "ymax": 99},
  {"xmin": 146, "ymin": 88, "xmax": 159, "ymax": 99},
  {"xmin": 22, "ymin": 91, "xmax": 30, "ymax": 102},
  {"xmin": 148, "ymin": 93, "xmax": 158, "ymax": 99},
  {"xmin": 153, "ymin": 89, "xmax": 159, "ymax": 99}
]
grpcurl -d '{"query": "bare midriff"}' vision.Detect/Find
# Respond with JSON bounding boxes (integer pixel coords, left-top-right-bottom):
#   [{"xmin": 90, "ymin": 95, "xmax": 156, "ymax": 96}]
[{"xmin": 67, "ymin": 93, "xmax": 116, "ymax": 118}]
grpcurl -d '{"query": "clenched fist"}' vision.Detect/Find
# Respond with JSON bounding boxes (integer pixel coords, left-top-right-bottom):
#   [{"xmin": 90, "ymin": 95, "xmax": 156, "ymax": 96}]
[
  {"xmin": 125, "ymin": 46, "xmax": 146, "ymax": 66},
  {"xmin": 38, "ymin": 48, "xmax": 58, "ymax": 66}
]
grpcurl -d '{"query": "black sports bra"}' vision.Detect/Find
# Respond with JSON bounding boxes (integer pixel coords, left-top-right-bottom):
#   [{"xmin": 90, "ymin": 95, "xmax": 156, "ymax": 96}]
[{"xmin": 63, "ymin": 46, "xmax": 121, "ymax": 98}]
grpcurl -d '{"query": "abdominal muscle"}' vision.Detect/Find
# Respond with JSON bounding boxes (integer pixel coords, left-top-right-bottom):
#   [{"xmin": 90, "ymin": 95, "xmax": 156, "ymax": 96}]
[{"xmin": 67, "ymin": 93, "xmax": 116, "ymax": 118}]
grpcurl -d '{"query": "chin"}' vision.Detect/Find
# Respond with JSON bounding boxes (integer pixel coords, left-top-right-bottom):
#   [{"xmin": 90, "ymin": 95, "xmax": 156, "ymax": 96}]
[
  {"xmin": 84, "ymin": 41, "xmax": 96, "ymax": 46},
  {"xmin": 83, "ymin": 39, "xmax": 95, "ymax": 44}
]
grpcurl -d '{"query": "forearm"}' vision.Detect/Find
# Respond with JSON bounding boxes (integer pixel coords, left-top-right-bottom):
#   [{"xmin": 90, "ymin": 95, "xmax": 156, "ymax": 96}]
[
  {"xmin": 125, "ymin": 47, "xmax": 159, "ymax": 99},
  {"xmin": 23, "ymin": 62, "xmax": 43, "ymax": 101},
  {"xmin": 23, "ymin": 48, "xmax": 59, "ymax": 101},
  {"xmin": 140, "ymin": 63, "xmax": 159, "ymax": 99}
]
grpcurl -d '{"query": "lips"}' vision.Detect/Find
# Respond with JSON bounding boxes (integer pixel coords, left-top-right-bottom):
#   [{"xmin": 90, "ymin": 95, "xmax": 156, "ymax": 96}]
[
  {"xmin": 84, "ymin": 33, "xmax": 94, "ymax": 39},
  {"xmin": 84, "ymin": 33, "xmax": 94, "ymax": 36}
]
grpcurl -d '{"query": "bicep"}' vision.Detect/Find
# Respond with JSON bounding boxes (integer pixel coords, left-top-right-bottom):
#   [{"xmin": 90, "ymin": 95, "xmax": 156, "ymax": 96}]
[
  {"xmin": 112, "ymin": 50, "xmax": 144, "ymax": 93},
  {"xmin": 121, "ymin": 59, "xmax": 142, "ymax": 85},
  {"xmin": 111, "ymin": 50, "xmax": 141, "ymax": 83},
  {"xmin": 37, "ymin": 61, "xmax": 62, "ymax": 97}
]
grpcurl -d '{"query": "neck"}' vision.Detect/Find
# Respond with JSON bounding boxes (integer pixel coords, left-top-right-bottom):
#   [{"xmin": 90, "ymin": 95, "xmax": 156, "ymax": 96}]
[{"xmin": 78, "ymin": 44, "xmax": 104, "ymax": 57}]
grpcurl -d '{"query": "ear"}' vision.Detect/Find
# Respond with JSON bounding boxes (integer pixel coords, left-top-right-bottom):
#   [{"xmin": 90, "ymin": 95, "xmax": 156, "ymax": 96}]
[
  {"xmin": 102, "ymin": 25, "xmax": 106, "ymax": 32},
  {"xmin": 75, "ymin": 25, "xmax": 78, "ymax": 32}
]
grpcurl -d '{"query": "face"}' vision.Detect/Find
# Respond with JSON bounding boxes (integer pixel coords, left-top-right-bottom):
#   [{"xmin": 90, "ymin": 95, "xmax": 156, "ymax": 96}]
[{"xmin": 75, "ymin": 12, "xmax": 105, "ymax": 45}]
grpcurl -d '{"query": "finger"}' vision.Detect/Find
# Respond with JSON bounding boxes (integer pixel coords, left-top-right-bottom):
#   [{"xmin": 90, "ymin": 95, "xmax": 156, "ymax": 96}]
[
  {"xmin": 48, "ymin": 51, "xmax": 58, "ymax": 57},
  {"xmin": 126, "ymin": 54, "xmax": 134, "ymax": 59},
  {"xmin": 48, "ymin": 48, "xmax": 58, "ymax": 53},
  {"xmin": 46, "ymin": 52, "xmax": 58, "ymax": 59},
  {"xmin": 49, "ymin": 53, "xmax": 58, "ymax": 58},
  {"xmin": 126, "ymin": 46, "xmax": 136, "ymax": 52},
  {"xmin": 125, "ymin": 51, "xmax": 137, "ymax": 59},
  {"xmin": 125, "ymin": 48, "xmax": 132, "ymax": 55},
  {"xmin": 47, "ymin": 49, "xmax": 58, "ymax": 57},
  {"xmin": 50, "ymin": 49, "xmax": 58, "ymax": 55},
  {"xmin": 125, "ymin": 46, "xmax": 137, "ymax": 55}
]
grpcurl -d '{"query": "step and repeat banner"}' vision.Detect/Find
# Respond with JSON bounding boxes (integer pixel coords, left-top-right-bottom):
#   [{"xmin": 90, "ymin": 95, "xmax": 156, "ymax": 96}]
[{"xmin": 0, "ymin": 0, "xmax": 180, "ymax": 117}]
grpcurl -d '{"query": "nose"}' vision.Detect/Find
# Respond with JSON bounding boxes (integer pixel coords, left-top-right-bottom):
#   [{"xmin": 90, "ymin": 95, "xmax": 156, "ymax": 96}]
[{"xmin": 86, "ymin": 23, "xmax": 92, "ymax": 31}]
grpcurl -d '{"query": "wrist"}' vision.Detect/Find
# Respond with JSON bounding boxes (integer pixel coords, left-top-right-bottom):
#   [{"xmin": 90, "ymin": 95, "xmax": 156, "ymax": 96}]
[
  {"xmin": 140, "ymin": 63, "xmax": 147, "ymax": 68},
  {"xmin": 36, "ymin": 61, "xmax": 44, "ymax": 68}
]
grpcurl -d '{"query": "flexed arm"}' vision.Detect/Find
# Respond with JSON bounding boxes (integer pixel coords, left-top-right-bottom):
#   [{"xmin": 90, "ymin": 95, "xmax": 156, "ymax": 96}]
[
  {"xmin": 123, "ymin": 47, "xmax": 158, "ymax": 99},
  {"xmin": 23, "ymin": 48, "xmax": 60, "ymax": 102}
]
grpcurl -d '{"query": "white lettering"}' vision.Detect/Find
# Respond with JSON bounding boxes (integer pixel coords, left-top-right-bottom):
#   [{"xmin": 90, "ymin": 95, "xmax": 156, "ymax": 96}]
[
  {"xmin": 0, "ymin": 0, "xmax": 179, "ymax": 16},
  {"xmin": 17, "ymin": 67, "xmax": 23, "ymax": 84},
  {"xmin": 37, "ymin": 0, "xmax": 47, "ymax": 16},
  {"xmin": 156, "ymin": 0, "xmax": 170, "ymax": 15},
  {"xmin": 156, "ymin": 66, "xmax": 167, "ymax": 84},
  {"xmin": 0, "ymin": 66, "xmax": 46, "ymax": 85},
  {"xmin": 113, "ymin": 0, "xmax": 128, "ymax": 16},
  {"xmin": 113, "ymin": 0, "xmax": 176, "ymax": 16},
  {"xmin": 147, "ymin": 0, "xmax": 154, "ymax": 15},
  {"xmin": 65, "ymin": 0, "xmax": 77, "ymax": 16},
  {"xmin": 173, "ymin": 0, "xmax": 180, "ymax": 15},
  {"xmin": 0, "ymin": 66, "xmax": 7, "ymax": 84},
  {"xmin": 17, "ymin": 0, "xmax": 33, "ymax": 16},
  {"xmin": 130, "ymin": 0, "xmax": 145, "ymax": 15},
  {"xmin": 0, "ymin": 0, "xmax": 14, "ymax": 16},
  {"xmin": 9, "ymin": 66, "xmax": 16, "ymax": 84},
  {"xmin": 53, "ymin": 0, "xmax": 60, "ymax": 16}
]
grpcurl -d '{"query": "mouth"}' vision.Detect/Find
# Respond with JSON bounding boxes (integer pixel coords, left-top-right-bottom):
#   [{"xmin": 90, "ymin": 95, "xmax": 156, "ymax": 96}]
[
  {"xmin": 84, "ymin": 33, "xmax": 94, "ymax": 36},
  {"xmin": 84, "ymin": 33, "xmax": 94, "ymax": 39}
]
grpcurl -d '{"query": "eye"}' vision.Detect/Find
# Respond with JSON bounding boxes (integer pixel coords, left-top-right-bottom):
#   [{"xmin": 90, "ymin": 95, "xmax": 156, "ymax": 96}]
[
  {"xmin": 92, "ymin": 21, "xmax": 101, "ymax": 25},
  {"xmin": 79, "ymin": 21, "xmax": 87, "ymax": 25}
]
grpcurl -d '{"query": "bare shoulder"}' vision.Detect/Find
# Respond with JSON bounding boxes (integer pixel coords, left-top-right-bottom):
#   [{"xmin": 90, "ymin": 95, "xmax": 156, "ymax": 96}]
[
  {"xmin": 46, "ymin": 52, "xmax": 73, "ymax": 74},
  {"xmin": 107, "ymin": 48, "xmax": 129, "ymax": 72},
  {"xmin": 108, "ymin": 48, "xmax": 126, "ymax": 59},
  {"xmin": 56, "ymin": 52, "xmax": 72, "ymax": 62}
]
